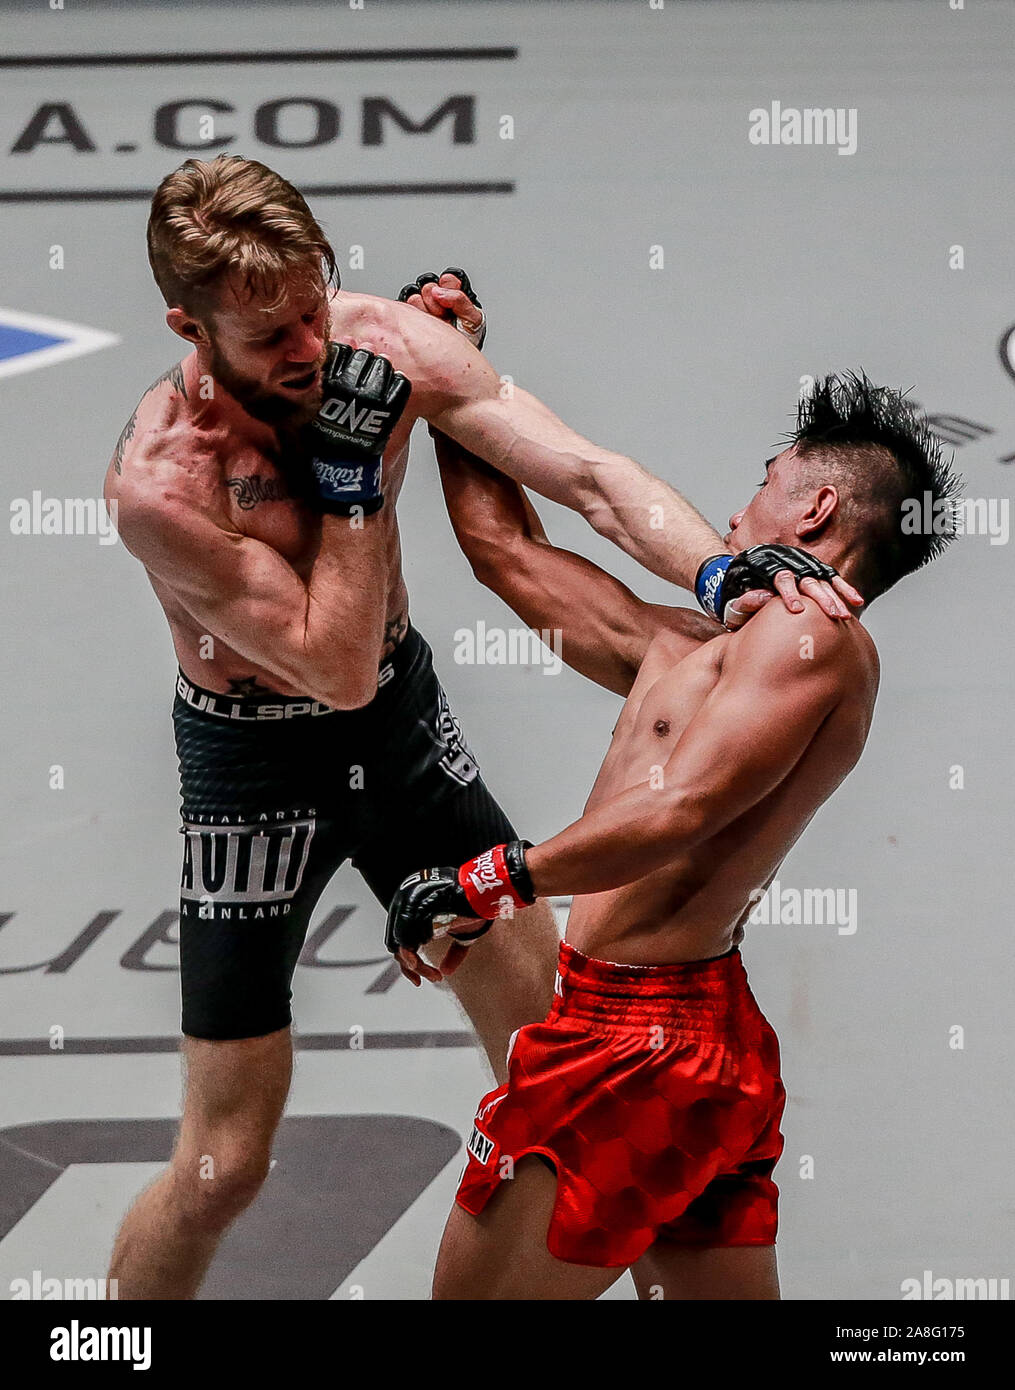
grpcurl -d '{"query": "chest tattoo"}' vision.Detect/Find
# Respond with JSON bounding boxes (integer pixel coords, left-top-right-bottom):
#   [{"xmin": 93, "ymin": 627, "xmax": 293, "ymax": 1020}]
[{"xmin": 225, "ymin": 473, "xmax": 291, "ymax": 509}]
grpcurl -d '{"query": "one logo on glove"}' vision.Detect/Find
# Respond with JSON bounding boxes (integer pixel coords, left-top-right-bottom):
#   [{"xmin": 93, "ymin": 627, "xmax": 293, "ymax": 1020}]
[{"xmin": 318, "ymin": 397, "xmax": 391, "ymax": 436}]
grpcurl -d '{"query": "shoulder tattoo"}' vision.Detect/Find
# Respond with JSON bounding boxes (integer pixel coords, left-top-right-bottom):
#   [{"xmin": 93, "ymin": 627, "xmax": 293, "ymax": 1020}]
[{"xmin": 112, "ymin": 362, "xmax": 188, "ymax": 474}]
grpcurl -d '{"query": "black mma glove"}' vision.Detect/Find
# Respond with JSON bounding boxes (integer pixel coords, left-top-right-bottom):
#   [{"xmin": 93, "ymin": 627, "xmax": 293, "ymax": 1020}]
[
  {"xmin": 397, "ymin": 266, "xmax": 486, "ymax": 349},
  {"xmin": 695, "ymin": 544, "xmax": 839, "ymax": 624},
  {"xmin": 385, "ymin": 841, "xmax": 534, "ymax": 955},
  {"xmin": 300, "ymin": 344, "xmax": 411, "ymax": 516}
]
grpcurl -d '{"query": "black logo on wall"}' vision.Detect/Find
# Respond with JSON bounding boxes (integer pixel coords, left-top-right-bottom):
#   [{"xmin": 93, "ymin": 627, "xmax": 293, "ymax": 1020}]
[
  {"xmin": 897, "ymin": 332, "xmax": 1015, "ymax": 466},
  {"xmin": 0, "ymin": 45, "xmax": 517, "ymax": 202}
]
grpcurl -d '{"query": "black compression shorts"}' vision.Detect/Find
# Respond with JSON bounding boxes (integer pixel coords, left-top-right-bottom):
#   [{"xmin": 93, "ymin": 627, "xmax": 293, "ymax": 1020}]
[{"xmin": 172, "ymin": 624, "xmax": 516, "ymax": 1040}]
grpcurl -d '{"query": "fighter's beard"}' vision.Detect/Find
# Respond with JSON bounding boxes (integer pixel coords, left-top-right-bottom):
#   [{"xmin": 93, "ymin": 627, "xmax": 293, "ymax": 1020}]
[{"xmin": 207, "ymin": 343, "xmax": 326, "ymax": 429}]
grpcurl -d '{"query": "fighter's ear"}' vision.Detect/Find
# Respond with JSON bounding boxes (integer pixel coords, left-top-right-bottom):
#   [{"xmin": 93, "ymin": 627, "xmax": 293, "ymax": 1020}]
[
  {"xmin": 166, "ymin": 306, "xmax": 209, "ymax": 345},
  {"xmin": 795, "ymin": 484, "xmax": 840, "ymax": 540}
]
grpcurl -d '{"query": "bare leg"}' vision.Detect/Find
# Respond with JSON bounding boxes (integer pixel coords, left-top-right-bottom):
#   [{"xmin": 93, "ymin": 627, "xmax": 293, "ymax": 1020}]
[
  {"xmin": 108, "ymin": 1027, "xmax": 293, "ymax": 1299},
  {"xmin": 433, "ymin": 1157, "xmax": 623, "ymax": 1301},
  {"xmin": 631, "ymin": 1243, "xmax": 780, "ymax": 1300},
  {"xmin": 423, "ymin": 900, "xmax": 559, "ymax": 1083}
]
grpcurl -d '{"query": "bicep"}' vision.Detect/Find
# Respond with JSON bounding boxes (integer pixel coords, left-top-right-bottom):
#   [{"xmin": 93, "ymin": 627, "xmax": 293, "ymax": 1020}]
[
  {"xmin": 506, "ymin": 553, "xmax": 727, "ymax": 695},
  {"xmin": 118, "ymin": 492, "xmax": 310, "ymax": 683},
  {"xmin": 432, "ymin": 426, "xmax": 650, "ymax": 693},
  {"xmin": 495, "ymin": 540, "xmax": 659, "ymax": 695}
]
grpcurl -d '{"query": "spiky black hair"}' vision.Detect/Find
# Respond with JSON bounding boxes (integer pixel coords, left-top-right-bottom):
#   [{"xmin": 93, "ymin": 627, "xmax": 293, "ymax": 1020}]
[{"xmin": 785, "ymin": 371, "xmax": 964, "ymax": 597}]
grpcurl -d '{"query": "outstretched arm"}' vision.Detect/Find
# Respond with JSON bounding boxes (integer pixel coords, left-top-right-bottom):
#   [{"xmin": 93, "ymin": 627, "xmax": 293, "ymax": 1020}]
[
  {"xmin": 402, "ymin": 307, "xmax": 725, "ymax": 593},
  {"xmin": 435, "ymin": 428, "xmax": 720, "ymax": 696},
  {"xmin": 399, "ymin": 285, "xmax": 862, "ymax": 621}
]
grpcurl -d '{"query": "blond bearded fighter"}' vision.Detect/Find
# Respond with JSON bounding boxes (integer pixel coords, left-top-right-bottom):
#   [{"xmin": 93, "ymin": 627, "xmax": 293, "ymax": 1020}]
[{"xmin": 104, "ymin": 154, "xmax": 857, "ymax": 1299}]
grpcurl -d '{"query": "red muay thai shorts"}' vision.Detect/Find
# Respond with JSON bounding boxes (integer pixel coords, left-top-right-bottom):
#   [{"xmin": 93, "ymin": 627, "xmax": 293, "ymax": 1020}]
[{"xmin": 455, "ymin": 939, "xmax": 786, "ymax": 1268}]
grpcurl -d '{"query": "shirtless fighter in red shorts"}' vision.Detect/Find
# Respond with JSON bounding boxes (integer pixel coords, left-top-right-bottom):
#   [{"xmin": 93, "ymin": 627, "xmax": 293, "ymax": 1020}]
[{"xmin": 386, "ymin": 381, "xmax": 960, "ymax": 1299}]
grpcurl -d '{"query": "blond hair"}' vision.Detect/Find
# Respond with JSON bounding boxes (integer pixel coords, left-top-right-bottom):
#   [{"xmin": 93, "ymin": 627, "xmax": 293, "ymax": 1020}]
[{"xmin": 147, "ymin": 154, "xmax": 337, "ymax": 317}]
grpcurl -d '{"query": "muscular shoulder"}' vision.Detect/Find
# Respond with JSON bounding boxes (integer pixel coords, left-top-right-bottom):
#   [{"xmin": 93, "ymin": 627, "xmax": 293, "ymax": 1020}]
[
  {"xmin": 106, "ymin": 367, "xmax": 226, "ymax": 536},
  {"xmin": 334, "ymin": 289, "xmax": 420, "ymax": 356},
  {"xmin": 108, "ymin": 358, "xmax": 202, "ymax": 488},
  {"xmin": 726, "ymin": 596, "xmax": 880, "ymax": 702}
]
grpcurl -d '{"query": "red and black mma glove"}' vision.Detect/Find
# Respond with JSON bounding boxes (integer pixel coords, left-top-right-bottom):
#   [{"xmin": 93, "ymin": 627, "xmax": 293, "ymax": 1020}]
[
  {"xmin": 300, "ymin": 344, "xmax": 411, "ymax": 516},
  {"xmin": 385, "ymin": 841, "xmax": 535, "ymax": 956},
  {"xmin": 695, "ymin": 543, "xmax": 840, "ymax": 625},
  {"xmin": 397, "ymin": 266, "xmax": 486, "ymax": 350}
]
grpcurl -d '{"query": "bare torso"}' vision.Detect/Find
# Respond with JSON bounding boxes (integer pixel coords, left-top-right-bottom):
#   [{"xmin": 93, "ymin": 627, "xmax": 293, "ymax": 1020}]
[
  {"xmin": 565, "ymin": 621, "xmax": 878, "ymax": 965},
  {"xmin": 104, "ymin": 291, "xmax": 421, "ymax": 696}
]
